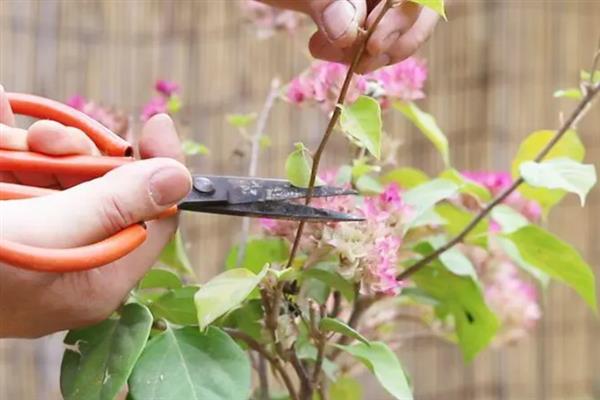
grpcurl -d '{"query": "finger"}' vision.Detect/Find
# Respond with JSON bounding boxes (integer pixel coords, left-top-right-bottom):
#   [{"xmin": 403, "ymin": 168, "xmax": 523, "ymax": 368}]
[
  {"xmin": 1, "ymin": 157, "xmax": 191, "ymax": 248},
  {"xmin": 27, "ymin": 120, "xmax": 100, "ymax": 156},
  {"xmin": 0, "ymin": 123, "xmax": 28, "ymax": 150},
  {"xmin": 308, "ymin": 30, "xmax": 354, "ymax": 63},
  {"xmin": 0, "ymin": 85, "xmax": 16, "ymax": 127},
  {"xmin": 366, "ymin": 1, "xmax": 422, "ymax": 57},
  {"xmin": 386, "ymin": 7, "xmax": 440, "ymax": 64},
  {"xmin": 355, "ymin": 53, "xmax": 391, "ymax": 74},
  {"xmin": 308, "ymin": 0, "xmax": 367, "ymax": 48},
  {"xmin": 138, "ymin": 113, "xmax": 184, "ymax": 162}
]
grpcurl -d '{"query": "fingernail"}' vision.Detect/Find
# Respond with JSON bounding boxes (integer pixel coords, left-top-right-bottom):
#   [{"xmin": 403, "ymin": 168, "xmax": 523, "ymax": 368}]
[
  {"xmin": 149, "ymin": 167, "xmax": 191, "ymax": 206},
  {"xmin": 322, "ymin": 0, "xmax": 356, "ymax": 41}
]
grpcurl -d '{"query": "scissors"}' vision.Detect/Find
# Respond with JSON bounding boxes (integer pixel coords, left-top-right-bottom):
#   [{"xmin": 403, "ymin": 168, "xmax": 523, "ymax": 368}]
[{"xmin": 0, "ymin": 93, "xmax": 362, "ymax": 273}]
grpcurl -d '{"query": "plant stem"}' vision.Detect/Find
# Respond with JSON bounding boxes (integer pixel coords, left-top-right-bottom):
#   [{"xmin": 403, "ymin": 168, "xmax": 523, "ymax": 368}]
[
  {"xmin": 285, "ymin": 0, "xmax": 394, "ymax": 267},
  {"xmin": 397, "ymin": 81, "xmax": 600, "ymax": 281},
  {"xmin": 237, "ymin": 79, "xmax": 281, "ymax": 267},
  {"xmin": 224, "ymin": 328, "xmax": 298, "ymax": 400},
  {"xmin": 257, "ymin": 353, "xmax": 270, "ymax": 400}
]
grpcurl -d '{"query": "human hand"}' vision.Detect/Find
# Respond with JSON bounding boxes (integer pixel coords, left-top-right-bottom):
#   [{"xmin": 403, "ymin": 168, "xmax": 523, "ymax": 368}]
[
  {"xmin": 0, "ymin": 85, "xmax": 192, "ymax": 338},
  {"xmin": 259, "ymin": 0, "xmax": 441, "ymax": 73}
]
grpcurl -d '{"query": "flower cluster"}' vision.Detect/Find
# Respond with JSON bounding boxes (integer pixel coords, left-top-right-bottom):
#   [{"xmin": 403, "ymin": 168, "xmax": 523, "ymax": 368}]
[
  {"xmin": 141, "ymin": 79, "xmax": 181, "ymax": 121},
  {"xmin": 239, "ymin": 0, "xmax": 305, "ymax": 39},
  {"xmin": 461, "ymin": 243, "xmax": 542, "ymax": 346},
  {"xmin": 66, "ymin": 95, "xmax": 129, "ymax": 137},
  {"xmin": 286, "ymin": 58, "xmax": 428, "ymax": 110},
  {"xmin": 262, "ymin": 179, "xmax": 409, "ymax": 295}
]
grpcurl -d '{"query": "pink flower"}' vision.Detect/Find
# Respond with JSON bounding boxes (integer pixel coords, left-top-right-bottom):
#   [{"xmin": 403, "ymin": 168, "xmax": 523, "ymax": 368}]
[
  {"xmin": 65, "ymin": 95, "xmax": 129, "ymax": 138},
  {"xmin": 67, "ymin": 95, "xmax": 87, "ymax": 111},
  {"xmin": 155, "ymin": 80, "xmax": 180, "ymax": 97},
  {"xmin": 364, "ymin": 57, "xmax": 428, "ymax": 107},
  {"xmin": 141, "ymin": 96, "xmax": 167, "ymax": 121}
]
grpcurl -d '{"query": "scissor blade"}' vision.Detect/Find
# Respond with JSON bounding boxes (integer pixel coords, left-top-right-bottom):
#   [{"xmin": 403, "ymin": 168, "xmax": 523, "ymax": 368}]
[
  {"xmin": 190, "ymin": 175, "xmax": 357, "ymax": 205},
  {"xmin": 178, "ymin": 200, "xmax": 364, "ymax": 222}
]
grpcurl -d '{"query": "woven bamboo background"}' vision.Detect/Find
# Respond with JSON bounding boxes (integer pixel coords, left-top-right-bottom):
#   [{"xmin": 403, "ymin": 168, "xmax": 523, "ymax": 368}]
[{"xmin": 1, "ymin": 0, "xmax": 599, "ymax": 399}]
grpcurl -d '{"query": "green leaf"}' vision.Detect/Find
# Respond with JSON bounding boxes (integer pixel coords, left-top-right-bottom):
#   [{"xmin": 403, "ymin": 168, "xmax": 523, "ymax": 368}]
[
  {"xmin": 411, "ymin": 244, "xmax": 499, "ymax": 360},
  {"xmin": 329, "ymin": 376, "xmax": 363, "ymax": 400},
  {"xmin": 259, "ymin": 135, "xmax": 272, "ymax": 149},
  {"xmin": 440, "ymin": 247, "xmax": 478, "ymax": 283},
  {"xmin": 226, "ymin": 112, "xmax": 257, "ymax": 128},
  {"xmin": 222, "ymin": 300, "xmax": 264, "ymax": 342},
  {"xmin": 506, "ymin": 225, "xmax": 597, "ymax": 311},
  {"xmin": 351, "ymin": 158, "xmax": 381, "ymax": 179},
  {"xmin": 340, "ymin": 96, "xmax": 382, "ymax": 159},
  {"xmin": 381, "ymin": 167, "xmax": 430, "ymax": 189},
  {"xmin": 139, "ymin": 269, "xmax": 182, "ymax": 290},
  {"xmin": 60, "ymin": 303, "xmax": 153, "ymax": 400},
  {"xmin": 440, "ymin": 169, "xmax": 492, "ymax": 202},
  {"xmin": 182, "ymin": 140, "xmax": 210, "ymax": 156},
  {"xmin": 581, "ymin": 70, "xmax": 600, "ymax": 85},
  {"xmin": 335, "ymin": 342, "xmax": 412, "ymax": 400},
  {"xmin": 285, "ymin": 142, "xmax": 324, "ymax": 188},
  {"xmin": 225, "ymin": 238, "xmax": 289, "ymax": 273},
  {"xmin": 553, "ymin": 88, "xmax": 583, "ymax": 100},
  {"xmin": 435, "ymin": 203, "xmax": 488, "ymax": 246},
  {"xmin": 302, "ymin": 265, "xmax": 355, "ymax": 301},
  {"xmin": 394, "ymin": 101, "xmax": 449, "ymax": 165},
  {"xmin": 195, "ymin": 267, "xmax": 267, "ymax": 330},
  {"xmin": 512, "ymin": 129, "xmax": 585, "ymax": 215},
  {"xmin": 403, "ymin": 178, "xmax": 459, "ymax": 232},
  {"xmin": 496, "ymin": 237, "xmax": 550, "ymax": 287},
  {"xmin": 159, "ymin": 231, "xmax": 194, "ymax": 275},
  {"xmin": 519, "ymin": 158, "xmax": 596, "ymax": 206},
  {"xmin": 128, "ymin": 326, "xmax": 251, "ymax": 400},
  {"xmin": 319, "ymin": 317, "xmax": 370, "ymax": 345},
  {"xmin": 167, "ymin": 95, "xmax": 182, "ymax": 114},
  {"xmin": 356, "ymin": 174, "xmax": 384, "ymax": 194},
  {"xmin": 409, "ymin": 0, "xmax": 446, "ymax": 19},
  {"xmin": 490, "ymin": 204, "xmax": 529, "ymax": 234},
  {"xmin": 150, "ymin": 286, "xmax": 199, "ymax": 326}
]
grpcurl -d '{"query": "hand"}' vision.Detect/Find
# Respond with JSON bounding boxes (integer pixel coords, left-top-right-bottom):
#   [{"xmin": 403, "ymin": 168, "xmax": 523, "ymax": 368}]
[
  {"xmin": 0, "ymin": 85, "xmax": 192, "ymax": 338},
  {"xmin": 260, "ymin": 0, "xmax": 441, "ymax": 73}
]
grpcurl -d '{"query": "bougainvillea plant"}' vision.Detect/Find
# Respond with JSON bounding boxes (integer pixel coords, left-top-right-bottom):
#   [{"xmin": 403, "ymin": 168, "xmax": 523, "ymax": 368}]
[{"xmin": 58, "ymin": 1, "xmax": 600, "ymax": 400}]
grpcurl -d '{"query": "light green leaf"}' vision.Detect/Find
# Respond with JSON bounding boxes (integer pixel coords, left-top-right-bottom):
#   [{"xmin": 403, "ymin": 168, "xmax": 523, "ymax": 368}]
[
  {"xmin": 128, "ymin": 327, "xmax": 251, "ymax": 400},
  {"xmin": 336, "ymin": 165, "xmax": 353, "ymax": 186},
  {"xmin": 150, "ymin": 286, "xmax": 199, "ymax": 326},
  {"xmin": 225, "ymin": 238, "xmax": 289, "ymax": 273},
  {"xmin": 259, "ymin": 135, "xmax": 272, "ymax": 149},
  {"xmin": 394, "ymin": 101, "xmax": 449, "ymax": 165},
  {"xmin": 409, "ymin": 0, "xmax": 446, "ymax": 19},
  {"xmin": 496, "ymin": 237, "xmax": 550, "ymax": 287},
  {"xmin": 319, "ymin": 317, "xmax": 370, "ymax": 345},
  {"xmin": 351, "ymin": 158, "xmax": 381, "ymax": 179},
  {"xmin": 302, "ymin": 266, "xmax": 356, "ymax": 302},
  {"xmin": 440, "ymin": 247, "xmax": 478, "ymax": 283},
  {"xmin": 159, "ymin": 231, "xmax": 194, "ymax": 275},
  {"xmin": 381, "ymin": 167, "xmax": 430, "ymax": 189},
  {"xmin": 512, "ymin": 129, "xmax": 585, "ymax": 215},
  {"xmin": 519, "ymin": 158, "xmax": 596, "ymax": 206},
  {"xmin": 581, "ymin": 70, "xmax": 600, "ymax": 85},
  {"xmin": 507, "ymin": 225, "xmax": 597, "ymax": 311},
  {"xmin": 436, "ymin": 203, "xmax": 488, "ymax": 246},
  {"xmin": 195, "ymin": 267, "xmax": 267, "ymax": 330},
  {"xmin": 285, "ymin": 142, "xmax": 324, "ymax": 188},
  {"xmin": 411, "ymin": 243, "xmax": 499, "ymax": 360},
  {"xmin": 226, "ymin": 112, "xmax": 257, "ymax": 128},
  {"xmin": 403, "ymin": 178, "xmax": 459, "ymax": 232},
  {"xmin": 553, "ymin": 88, "xmax": 583, "ymax": 100},
  {"xmin": 356, "ymin": 174, "xmax": 384, "ymax": 194},
  {"xmin": 335, "ymin": 342, "xmax": 412, "ymax": 400},
  {"xmin": 329, "ymin": 376, "xmax": 363, "ymax": 400},
  {"xmin": 60, "ymin": 303, "xmax": 153, "ymax": 400},
  {"xmin": 440, "ymin": 169, "xmax": 492, "ymax": 202},
  {"xmin": 167, "ymin": 95, "xmax": 182, "ymax": 114},
  {"xmin": 490, "ymin": 205, "xmax": 530, "ymax": 234},
  {"xmin": 182, "ymin": 140, "xmax": 210, "ymax": 156},
  {"xmin": 340, "ymin": 96, "xmax": 382, "ymax": 159},
  {"xmin": 139, "ymin": 269, "xmax": 182, "ymax": 290}
]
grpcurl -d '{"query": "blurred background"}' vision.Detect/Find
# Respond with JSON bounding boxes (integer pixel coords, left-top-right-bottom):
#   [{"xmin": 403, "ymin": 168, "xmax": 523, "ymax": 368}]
[{"xmin": 1, "ymin": 0, "xmax": 599, "ymax": 399}]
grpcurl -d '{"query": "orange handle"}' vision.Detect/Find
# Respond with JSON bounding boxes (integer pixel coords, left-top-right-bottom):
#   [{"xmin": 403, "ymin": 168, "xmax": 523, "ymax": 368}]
[{"xmin": 0, "ymin": 93, "xmax": 171, "ymax": 272}]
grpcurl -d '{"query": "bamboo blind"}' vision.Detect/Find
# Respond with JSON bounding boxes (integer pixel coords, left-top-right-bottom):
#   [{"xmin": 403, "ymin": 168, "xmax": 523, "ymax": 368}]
[{"xmin": 0, "ymin": 1, "xmax": 599, "ymax": 399}]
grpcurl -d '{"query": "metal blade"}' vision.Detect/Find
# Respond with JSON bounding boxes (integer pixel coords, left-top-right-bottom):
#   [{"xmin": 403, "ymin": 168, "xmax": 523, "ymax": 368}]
[
  {"xmin": 178, "ymin": 200, "xmax": 364, "ymax": 222},
  {"xmin": 187, "ymin": 175, "xmax": 357, "ymax": 205}
]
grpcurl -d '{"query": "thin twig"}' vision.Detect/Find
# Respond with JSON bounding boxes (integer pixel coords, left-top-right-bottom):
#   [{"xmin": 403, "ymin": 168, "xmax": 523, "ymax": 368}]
[
  {"xmin": 256, "ymin": 353, "xmax": 270, "ymax": 400},
  {"xmin": 286, "ymin": 0, "xmax": 395, "ymax": 268},
  {"xmin": 397, "ymin": 81, "xmax": 600, "ymax": 281},
  {"xmin": 224, "ymin": 328, "xmax": 298, "ymax": 400},
  {"xmin": 290, "ymin": 349, "xmax": 313, "ymax": 399},
  {"xmin": 237, "ymin": 79, "xmax": 281, "ymax": 267},
  {"xmin": 311, "ymin": 305, "xmax": 327, "ymax": 387},
  {"xmin": 589, "ymin": 36, "xmax": 600, "ymax": 85}
]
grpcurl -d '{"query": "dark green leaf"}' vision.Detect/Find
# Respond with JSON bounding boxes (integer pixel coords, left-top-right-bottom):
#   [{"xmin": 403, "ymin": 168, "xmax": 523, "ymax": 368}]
[
  {"xmin": 139, "ymin": 269, "xmax": 182, "ymax": 290},
  {"xmin": 225, "ymin": 238, "xmax": 289, "ymax": 273},
  {"xmin": 319, "ymin": 317, "xmax": 369, "ymax": 345},
  {"xmin": 60, "ymin": 303, "xmax": 153, "ymax": 400},
  {"xmin": 150, "ymin": 286, "xmax": 199, "ymax": 326},
  {"xmin": 303, "ymin": 266, "xmax": 355, "ymax": 301},
  {"xmin": 128, "ymin": 327, "xmax": 251, "ymax": 400}
]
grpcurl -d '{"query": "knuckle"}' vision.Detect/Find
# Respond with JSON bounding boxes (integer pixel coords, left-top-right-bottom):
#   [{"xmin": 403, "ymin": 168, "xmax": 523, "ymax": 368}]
[{"xmin": 100, "ymin": 194, "xmax": 136, "ymax": 233}]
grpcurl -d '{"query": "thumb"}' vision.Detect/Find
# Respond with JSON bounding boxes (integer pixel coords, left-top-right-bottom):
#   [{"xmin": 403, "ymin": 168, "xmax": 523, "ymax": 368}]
[
  {"xmin": 308, "ymin": 0, "xmax": 366, "ymax": 48},
  {"xmin": 2, "ymin": 158, "xmax": 191, "ymax": 248}
]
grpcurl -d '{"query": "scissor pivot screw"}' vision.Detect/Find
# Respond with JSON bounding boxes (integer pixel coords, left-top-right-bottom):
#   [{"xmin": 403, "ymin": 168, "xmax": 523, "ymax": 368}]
[{"xmin": 194, "ymin": 177, "xmax": 215, "ymax": 194}]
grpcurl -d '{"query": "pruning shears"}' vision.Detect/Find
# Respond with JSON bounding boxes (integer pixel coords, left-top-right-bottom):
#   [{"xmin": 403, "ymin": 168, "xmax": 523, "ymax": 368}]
[{"xmin": 0, "ymin": 93, "xmax": 362, "ymax": 273}]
